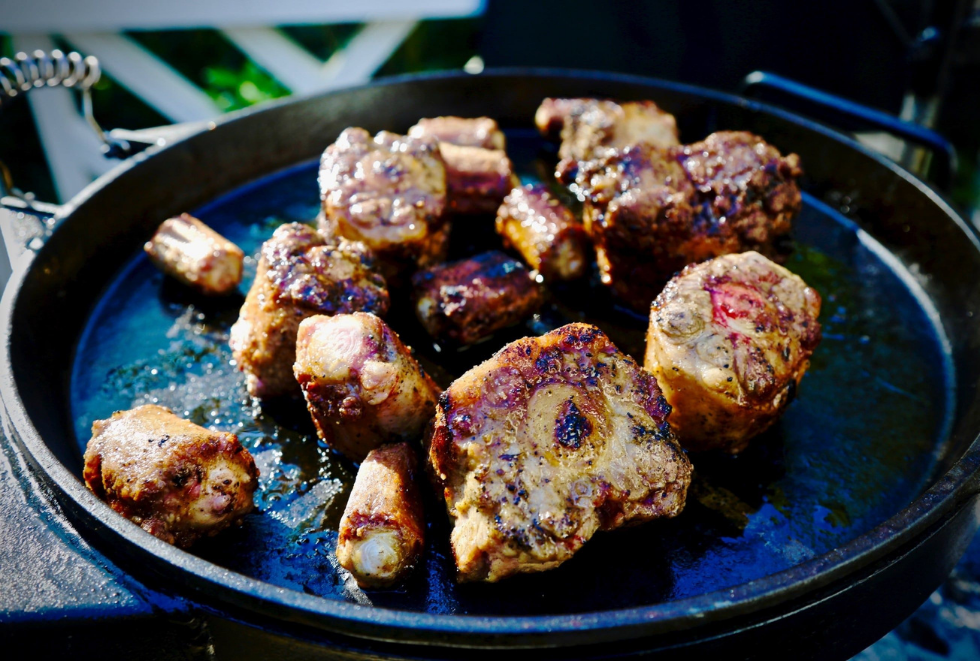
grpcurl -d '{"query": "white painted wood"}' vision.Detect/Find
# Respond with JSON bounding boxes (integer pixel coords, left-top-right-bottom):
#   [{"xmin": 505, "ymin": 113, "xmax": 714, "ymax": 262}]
[
  {"xmin": 320, "ymin": 20, "xmax": 418, "ymax": 90},
  {"xmin": 226, "ymin": 20, "xmax": 420, "ymax": 95},
  {"xmin": 63, "ymin": 32, "xmax": 222, "ymax": 123},
  {"xmin": 10, "ymin": 34, "xmax": 112, "ymax": 202},
  {"xmin": 2, "ymin": 0, "xmax": 483, "ymax": 32},
  {"xmin": 221, "ymin": 27, "xmax": 328, "ymax": 95},
  {"xmin": 6, "ymin": 1, "xmax": 479, "ymax": 202}
]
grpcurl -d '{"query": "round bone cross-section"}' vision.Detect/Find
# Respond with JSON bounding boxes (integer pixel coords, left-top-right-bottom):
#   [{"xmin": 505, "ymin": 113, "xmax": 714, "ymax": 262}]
[
  {"xmin": 426, "ymin": 323, "xmax": 692, "ymax": 583},
  {"xmin": 645, "ymin": 251, "xmax": 822, "ymax": 453},
  {"xmin": 336, "ymin": 442, "xmax": 425, "ymax": 589},
  {"xmin": 293, "ymin": 312, "xmax": 441, "ymax": 461}
]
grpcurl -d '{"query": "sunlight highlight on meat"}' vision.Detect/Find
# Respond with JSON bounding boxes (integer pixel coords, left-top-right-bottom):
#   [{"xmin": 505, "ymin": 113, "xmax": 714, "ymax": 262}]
[
  {"xmin": 426, "ymin": 323, "xmax": 692, "ymax": 582},
  {"xmin": 645, "ymin": 251, "xmax": 822, "ymax": 453},
  {"xmin": 83, "ymin": 405, "xmax": 258, "ymax": 548}
]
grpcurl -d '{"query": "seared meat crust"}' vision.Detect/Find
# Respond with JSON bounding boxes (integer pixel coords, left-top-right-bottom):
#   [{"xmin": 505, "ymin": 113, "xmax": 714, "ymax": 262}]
[
  {"xmin": 83, "ymin": 405, "xmax": 258, "ymax": 548},
  {"xmin": 573, "ymin": 144, "xmax": 696, "ymax": 310},
  {"xmin": 412, "ymin": 250, "xmax": 543, "ymax": 345},
  {"xmin": 408, "ymin": 116, "xmax": 506, "ymax": 150},
  {"xmin": 535, "ymin": 98, "xmax": 679, "ymax": 176},
  {"xmin": 438, "ymin": 142, "xmax": 518, "ymax": 215},
  {"xmin": 645, "ymin": 251, "xmax": 821, "ymax": 453},
  {"xmin": 337, "ymin": 442, "xmax": 425, "ymax": 588},
  {"xmin": 230, "ymin": 223, "xmax": 389, "ymax": 399},
  {"xmin": 144, "ymin": 213, "xmax": 244, "ymax": 295},
  {"xmin": 573, "ymin": 132, "xmax": 802, "ymax": 311},
  {"xmin": 318, "ymin": 127, "xmax": 449, "ymax": 279},
  {"xmin": 495, "ymin": 184, "xmax": 590, "ymax": 281},
  {"xmin": 426, "ymin": 323, "xmax": 692, "ymax": 582},
  {"xmin": 678, "ymin": 131, "xmax": 802, "ymax": 251},
  {"xmin": 293, "ymin": 312, "xmax": 440, "ymax": 461},
  {"xmin": 407, "ymin": 117, "xmax": 514, "ymax": 214}
]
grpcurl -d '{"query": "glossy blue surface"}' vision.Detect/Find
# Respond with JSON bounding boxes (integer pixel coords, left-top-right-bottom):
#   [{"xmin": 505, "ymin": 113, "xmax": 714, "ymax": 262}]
[{"xmin": 70, "ymin": 132, "xmax": 953, "ymax": 616}]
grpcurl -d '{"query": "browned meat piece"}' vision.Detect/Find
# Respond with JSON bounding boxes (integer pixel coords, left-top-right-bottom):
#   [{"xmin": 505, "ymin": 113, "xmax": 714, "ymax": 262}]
[
  {"xmin": 336, "ymin": 442, "xmax": 425, "ymax": 588},
  {"xmin": 645, "ymin": 252, "xmax": 821, "ymax": 453},
  {"xmin": 677, "ymin": 130, "xmax": 802, "ymax": 248},
  {"xmin": 426, "ymin": 323, "xmax": 692, "ymax": 582},
  {"xmin": 412, "ymin": 251, "xmax": 543, "ymax": 345},
  {"xmin": 534, "ymin": 97, "xmax": 574, "ymax": 139},
  {"xmin": 230, "ymin": 223, "xmax": 389, "ymax": 399},
  {"xmin": 535, "ymin": 98, "xmax": 679, "ymax": 176},
  {"xmin": 408, "ymin": 116, "xmax": 506, "ymax": 150},
  {"xmin": 318, "ymin": 127, "xmax": 448, "ymax": 280},
  {"xmin": 407, "ymin": 117, "xmax": 514, "ymax": 214},
  {"xmin": 495, "ymin": 184, "xmax": 590, "ymax": 281},
  {"xmin": 573, "ymin": 132, "xmax": 802, "ymax": 311},
  {"xmin": 293, "ymin": 312, "xmax": 440, "ymax": 461},
  {"xmin": 438, "ymin": 142, "xmax": 518, "ymax": 214},
  {"xmin": 572, "ymin": 143, "xmax": 697, "ymax": 309},
  {"xmin": 83, "ymin": 405, "xmax": 258, "ymax": 548},
  {"xmin": 144, "ymin": 213, "xmax": 244, "ymax": 295}
]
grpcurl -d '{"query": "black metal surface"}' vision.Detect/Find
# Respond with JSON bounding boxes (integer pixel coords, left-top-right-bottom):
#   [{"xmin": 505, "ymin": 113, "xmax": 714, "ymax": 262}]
[
  {"xmin": 0, "ymin": 365, "xmax": 209, "ymax": 658},
  {"xmin": 2, "ymin": 70, "xmax": 980, "ymax": 656},
  {"xmin": 68, "ymin": 148, "xmax": 953, "ymax": 618}
]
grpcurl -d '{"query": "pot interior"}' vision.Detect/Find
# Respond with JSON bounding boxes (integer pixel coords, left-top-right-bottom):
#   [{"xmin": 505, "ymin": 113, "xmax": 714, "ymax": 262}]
[
  {"xmin": 6, "ymin": 73, "xmax": 978, "ymax": 628},
  {"xmin": 68, "ymin": 129, "xmax": 952, "ymax": 615}
]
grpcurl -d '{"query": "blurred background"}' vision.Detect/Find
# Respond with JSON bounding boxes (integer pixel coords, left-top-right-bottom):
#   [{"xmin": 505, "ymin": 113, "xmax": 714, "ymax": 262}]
[
  {"xmin": 3, "ymin": 0, "xmax": 980, "ymax": 214},
  {"xmin": 2, "ymin": 1, "xmax": 980, "ymax": 658}
]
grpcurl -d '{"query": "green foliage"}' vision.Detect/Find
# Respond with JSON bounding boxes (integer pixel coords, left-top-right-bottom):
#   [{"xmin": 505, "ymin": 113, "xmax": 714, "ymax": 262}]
[
  {"xmin": 11, "ymin": 17, "xmax": 975, "ymax": 209},
  {"xmin": 203, "ymin": 61, "xmax": 289, "ymax": 112},
  {"xmin": 128, "ymin": 29, "xmax": 290, "ymax": 113},
  {"xmin": 951, "ymin": 157, "xmax": 980, "ymax": 213}
]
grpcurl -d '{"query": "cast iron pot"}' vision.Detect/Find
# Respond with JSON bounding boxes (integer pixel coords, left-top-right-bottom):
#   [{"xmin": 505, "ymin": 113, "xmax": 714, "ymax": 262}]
[{"xmin": 2, "ymin": 70, "xmax": 979, "ymax": 660}]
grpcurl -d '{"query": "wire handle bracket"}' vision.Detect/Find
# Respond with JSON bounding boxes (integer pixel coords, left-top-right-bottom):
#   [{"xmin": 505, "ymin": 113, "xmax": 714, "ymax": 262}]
[{"xmin": 0, "ymin": 48, "xmax": 134, "ymax": 200}]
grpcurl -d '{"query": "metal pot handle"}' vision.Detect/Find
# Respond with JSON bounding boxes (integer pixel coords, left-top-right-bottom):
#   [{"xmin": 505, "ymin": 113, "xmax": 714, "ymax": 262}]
[
  {"xmin": 0, "ymin": 49, "xmax": 115, "ymax": 280},
  {"xmin": 0, "ymin": 49, "xmax": 138, "ymax": 180},
  {"xmin": 740, "ymin": 71, "xmax": 957, "ymax": 192},
  {"xmin": 0, "ymin": 49, "xmax": 201, "ymax": 282}
]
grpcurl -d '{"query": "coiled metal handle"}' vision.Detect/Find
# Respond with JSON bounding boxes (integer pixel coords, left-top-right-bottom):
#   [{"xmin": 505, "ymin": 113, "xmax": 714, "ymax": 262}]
[
  {"xmin": 0, "ymin": 49, "xmax": 131, "ymax": 202},
  {"xmin": 0, "ymin": 49, "xmax": 101, "ymax": 105}
]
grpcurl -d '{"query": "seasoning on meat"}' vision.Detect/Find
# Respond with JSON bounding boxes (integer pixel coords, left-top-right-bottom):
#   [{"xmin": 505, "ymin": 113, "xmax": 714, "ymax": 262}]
[
  {"xmin": 571, "ymin": 131, "xmax": 802, "ymax": 311},
  {"xmin": 426, "ymin": 323, "xmax": 692, "ymax": 582},
  {"xmin": 572, "ymin": 142, "xmax": 697, "ymax": 310},
  {"xmin": 409, "ymin": 117, "xmax": 515, "ymax": 215},
  {"xmin": 144, "ymin": 213, "xmax": 244, "ymax": 295},
  {"xmin": 83, "ymin": 405, "xmax": 258, "ymax": 548},
  {"xmin": 645, "ymin": 251, "xmax": 822, "ymax": 453},
  {"xmin": 677, "ymin": 130, "xmax": 802, "ymax": 254},
  {"xmin": 412, "ymin": 250, "xmax": 543, "ymax": 345},
  {"xmin": 293, "ymin": 312, "xmax": 440, "ymax": 461},
  {"xmin": 230, "ymin": 223, "xmax": 389, "ymax": 399},
  {"xmin": 495, "ymin": 183, "xmax": 590, "ymax": 281},
  {"xmin": 318, "ymin": 127, "xmax": 449, "ymax": 281},
  {"xmin": 336, "ymin": 442, "xmax": 425, "ymax": 588}
]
